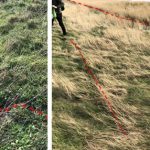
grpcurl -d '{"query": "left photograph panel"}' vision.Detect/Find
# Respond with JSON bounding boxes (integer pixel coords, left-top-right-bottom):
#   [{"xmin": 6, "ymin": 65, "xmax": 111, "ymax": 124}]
[{"xmin": 0, "ymin": 0, "xmax": 47, "ymax": 149}]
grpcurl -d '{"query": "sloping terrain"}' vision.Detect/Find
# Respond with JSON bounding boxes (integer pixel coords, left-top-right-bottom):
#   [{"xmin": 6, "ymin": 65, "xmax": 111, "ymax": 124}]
[
  {"xmin": 0, "ymin": 0, "xmax": 47, "ymax": 149},
  {"xmin": 52, "ymin": 0, "xmax": 150, "ymax": 150},
  {"xmin": 68, "ymin": 0, "xmax": 150, "ymax": 23}
]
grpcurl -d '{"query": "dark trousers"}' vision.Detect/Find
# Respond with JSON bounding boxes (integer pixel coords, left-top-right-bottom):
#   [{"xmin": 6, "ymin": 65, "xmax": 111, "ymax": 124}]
[{"xmin": 52, "ymin": 13, "xmax": 67, "ymax": 35}]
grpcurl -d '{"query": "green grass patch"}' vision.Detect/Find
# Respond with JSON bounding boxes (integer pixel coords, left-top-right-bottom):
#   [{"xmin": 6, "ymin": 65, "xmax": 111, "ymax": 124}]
[{"xmin": 0, "ymin": 0, "xmax": 47, "ymax": 149}]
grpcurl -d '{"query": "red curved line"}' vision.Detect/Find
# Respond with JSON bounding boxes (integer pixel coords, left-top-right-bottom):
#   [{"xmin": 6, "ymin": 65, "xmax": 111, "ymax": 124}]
[
  {"xmin": 67, "ymin": 0, "xmax": 149, "ymax": 27},
  {"xmin": 0, "ymin": 103, "xmax": 47, "ymax": 121}
]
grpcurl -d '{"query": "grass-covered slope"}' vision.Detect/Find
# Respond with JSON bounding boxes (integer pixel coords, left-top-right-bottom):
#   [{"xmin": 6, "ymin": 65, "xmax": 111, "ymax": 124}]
[
  {"xmin": 0, "ymin": 0, "xmax": 47, "ymax": 149},
  {"xmin": 0, "ymin": 0, "xmax": 47, "ymax": 98},
  {"xmin": 52, "ymin": 1, "xmax": 150, "ymax": 150}
]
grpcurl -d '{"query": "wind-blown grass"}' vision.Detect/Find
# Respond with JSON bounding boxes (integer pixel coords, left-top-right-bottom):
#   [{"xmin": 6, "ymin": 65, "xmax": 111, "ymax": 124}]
[{"xmin": 53, "ymin": 1, "xmax": 150, "ymax": 149}]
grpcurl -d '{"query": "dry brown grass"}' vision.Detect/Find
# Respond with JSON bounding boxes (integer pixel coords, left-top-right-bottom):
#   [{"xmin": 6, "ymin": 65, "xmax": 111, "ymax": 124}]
[
  {"xmin": 53, "ymin": 1, "xmax": 150, "ymax": 149},
  {"xmin": 68, "ymin": 0, "xmax": 150, "ymax": 22},
  {"xmin": 53, "ymin": 71, "xmax": 78, "ymax": 98}
]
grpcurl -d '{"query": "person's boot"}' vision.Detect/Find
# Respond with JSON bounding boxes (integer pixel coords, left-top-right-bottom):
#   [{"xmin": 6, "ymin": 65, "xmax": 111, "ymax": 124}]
[
  {"xmin": 62, "ymin": 26, "xmax": 67, "ymax": 36},
  {"xmin": 63, "ymin": 31, "xmax": 67, "ymax": 36},
  {"xmin": 60, "ymin": 23, "xmax": 67, "ymax": 36}
]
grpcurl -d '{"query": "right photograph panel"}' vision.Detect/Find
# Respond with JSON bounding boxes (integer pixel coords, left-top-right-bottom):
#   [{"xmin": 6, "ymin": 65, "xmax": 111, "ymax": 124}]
[{"xmin": 52, "ymin": 0, "xmax": 150, "ymax": 149}]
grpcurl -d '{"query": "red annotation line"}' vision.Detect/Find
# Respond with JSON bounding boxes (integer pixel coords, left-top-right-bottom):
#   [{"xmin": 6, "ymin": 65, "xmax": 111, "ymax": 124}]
[
  {"xmin": 0, "ymin": 103, "xmax": 47, "ymax": 121},
  {"xmin": 67, "ymin": 0, "xmax": 150, "ymax": 27},
  {"xmin": 70, "ymin": 39, "xmax": 128, "ymax": 136}
]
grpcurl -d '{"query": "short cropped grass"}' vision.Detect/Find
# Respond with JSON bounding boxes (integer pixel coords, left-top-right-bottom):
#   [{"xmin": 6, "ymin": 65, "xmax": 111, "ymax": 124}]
[{"xmin": 0, "ymin": 0, "xmax": 47, "ymax": 149}]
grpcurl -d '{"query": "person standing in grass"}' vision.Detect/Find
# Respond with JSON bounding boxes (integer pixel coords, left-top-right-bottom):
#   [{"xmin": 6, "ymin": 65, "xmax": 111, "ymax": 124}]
[{"xmin": 52, "ymin": 0, "xmax": 67, "ymax": 36}]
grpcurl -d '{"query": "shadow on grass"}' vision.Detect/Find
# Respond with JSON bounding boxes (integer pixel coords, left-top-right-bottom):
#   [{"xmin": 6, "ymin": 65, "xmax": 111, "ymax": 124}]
[
  {"xmin": 5, "ymin": 36, "xmax": 43, "ymax": 55},
  {"xmin": 0, "ymin": 23, "xmax": 14, "ymax": 35},
  {"xmin": 53, "ymin": 121, "xmax": 85, "ymax": 149}
]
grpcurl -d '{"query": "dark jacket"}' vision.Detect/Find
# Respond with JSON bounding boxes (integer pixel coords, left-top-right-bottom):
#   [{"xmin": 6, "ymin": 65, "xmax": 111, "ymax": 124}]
[{"xmin": 52, "ymin": 0, "xmax": 64, "ymax": 14}]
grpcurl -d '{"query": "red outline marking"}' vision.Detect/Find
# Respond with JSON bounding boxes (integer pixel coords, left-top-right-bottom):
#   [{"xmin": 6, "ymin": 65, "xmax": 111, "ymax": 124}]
[
  {"xmin": 70, "ymin": 39, "xmax": 128, "ymax": 136},
  {"xmin": 0, "ymin": 103, "xmax": 47, "ymax": 121},
  {"xmin": 67, "ymin": 0, "xmax": 149, "ymax": 27}
]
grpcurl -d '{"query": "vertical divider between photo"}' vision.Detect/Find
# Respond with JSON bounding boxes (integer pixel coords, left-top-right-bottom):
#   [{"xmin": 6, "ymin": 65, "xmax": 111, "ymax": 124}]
[{"xmin": 48, "ymin": 0, "xmax": 52, "ymax": 149}]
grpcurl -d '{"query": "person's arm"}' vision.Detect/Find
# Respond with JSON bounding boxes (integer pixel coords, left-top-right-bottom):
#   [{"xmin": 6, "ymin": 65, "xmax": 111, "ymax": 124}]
[
  {"xmin": 52, "ymin": 5, "xmax": 57, "ymax": 9},
  {"xmin": 58, "ymin": 0, "xmax": 65, "ymax": 11}
]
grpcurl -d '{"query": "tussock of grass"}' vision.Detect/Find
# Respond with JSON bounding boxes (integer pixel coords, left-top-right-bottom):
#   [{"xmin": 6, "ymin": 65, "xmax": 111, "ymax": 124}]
[{"xmin": 53, "ymin": 1, "xmax": 150, "ymax": 149}]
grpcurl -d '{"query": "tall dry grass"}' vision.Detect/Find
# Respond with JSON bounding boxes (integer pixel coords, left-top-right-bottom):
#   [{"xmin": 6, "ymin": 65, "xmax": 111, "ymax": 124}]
[
  {"xmin": 66, "ymin": 0, "xmax": 150, "ymax": 22},
  {"xmin": 53, "ymin": 1, "xmax": 150, "ymax": 149}
]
